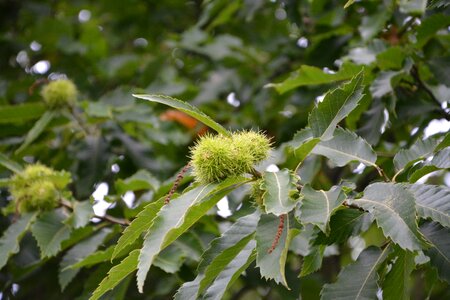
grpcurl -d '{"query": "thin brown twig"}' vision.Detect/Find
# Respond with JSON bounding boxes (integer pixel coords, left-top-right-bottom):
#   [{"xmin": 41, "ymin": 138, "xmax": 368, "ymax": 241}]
[
  {"xmin": 165, "ymin": 163, "xmax": 191, "ymax": 205},
  {"xmin": 268, "ymin": 214, "xmax": 285, "ymax": 254}
]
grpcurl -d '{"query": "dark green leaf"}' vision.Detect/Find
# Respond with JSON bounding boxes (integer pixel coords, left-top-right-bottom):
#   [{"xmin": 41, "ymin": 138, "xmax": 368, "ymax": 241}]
[
  {"xmin": 407, "ymin": 184, "xmax": 450, "ymax": 227},
  {"xmin": 383, "ymin": 247, "xmax": 415, "ymax": 300},
  {"xmin": 321, "ymin": 247, "xmax": 389, "ymax": 300},
  {"xmin": 15, "ymin": 110, "xmax": 56, "ymax": 154},
  {"xmin": 309, "ymin": 72, "xmax": 364, "ymax": 141},
  {"xmin": 420, "ymin": 222, "xmax": 450, "ymax": 283},
  {"xmin": 0, "ymin": 152, "xmax": 23, "ymax": 173},
  {"xmin": 300, "ymin": 244, "xmax": 325, "ymax": 277},
  {"xmin": 0, "ymin": 103, "xmax": 46, "ymax": 124},
  {"xmin": 0, "ymin": 213, "xmax": 37, "ymax": 270}
]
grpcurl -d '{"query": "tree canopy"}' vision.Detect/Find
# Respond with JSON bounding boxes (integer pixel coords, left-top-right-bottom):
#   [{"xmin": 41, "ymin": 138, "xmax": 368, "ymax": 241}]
[{"xmin": 0, "ymin": 0, "xmax": 449, "ymax": 299}]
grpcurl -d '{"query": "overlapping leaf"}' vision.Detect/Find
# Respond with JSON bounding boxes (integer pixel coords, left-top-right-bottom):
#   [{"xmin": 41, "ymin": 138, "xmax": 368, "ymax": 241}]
[
  {"xmin": 393, "ymin": 137, "xmax": 439, "ymax": 171},
  {"xmin": 321, "ymin": 247, "xmax": 389, "ymax": 300},
  {"xmin": 137, "ymin": 177, "xmax": 248, "ymax": 292},
  {"xmin": 298, "ymin": 185, "xmax": 345, "ymax": 233},
  {"xmin": 262, "ymin": 169, "xmax": 299, "ymax": 216},
  {"xmin": 175, "ymin": 211, "xmax": 260, "ymax": 300},
  {"xmin": 354, "ymin": 183, "xmax": 426, "ymax": 250},
  {"xmin": 0, "ymin": 213, "xmax": 37, "ymax": 270},
  {"xmin": 133, "ymin": 94, "xmax": 230, "ymax": 136},
  {"xmin": 382, "ymin": 247, "xmax": 415, "ymax": 300},
  {"xmin": 90, "ymin": 250, "xmax": 139, "ymax": 300},
  {"xmin": 16, "ymin": 110, "xmax": 57, "ymax": 154},
  {"xmin": 31, "ymin": 210, "xmax": 72, "ymax": 258},
  {"xmin": 420, "ymin": 222, "xmax": 450, "ymax": 283},
  {"xmin": 309, "ymin": 72, "xmax": 364, "ymax": 141},
  {"xmin": 256, "ymin": 213, "xmax": 297, "ymax": 287},
  {"xmin": 407, "ymin": 184, "xmax": 450, "ymax": 227},
  {"xmin": 312, "ymin": 127, "xmax": 377, "ymax": 167}
]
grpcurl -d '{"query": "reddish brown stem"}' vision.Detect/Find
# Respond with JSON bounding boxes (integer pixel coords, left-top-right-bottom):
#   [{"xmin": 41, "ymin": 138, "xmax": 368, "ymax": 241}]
[
  {"xmin": 28, "ymin": 78, "xmax": 49, "ymax": 95},
  {"xmin": 268, "ymin": 214, "xmax": 285, "ymax": 254},
  {"xmin": 165, "ymin": 163, "xmax": 191, "ymax": 205}
]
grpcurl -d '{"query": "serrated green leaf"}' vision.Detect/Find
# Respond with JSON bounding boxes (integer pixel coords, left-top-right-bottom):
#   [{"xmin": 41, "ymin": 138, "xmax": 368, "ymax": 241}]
[
  {"xmin": 202, "ymin": 241, "xmax": 256, "ymax": 300},
  {"xmin": 153, "ymin": 244, "xmax": 185, "ymax": 274},
  {"xmin": 0, "ymin": 212, "xmax": 37, "ymax": 270},
  {"xmin": 137, "ymin": 177, "xmax": 248, "ymax": 292},
  {"xmin": 115, "ymin": 169, "xmax": 160, "ymax": 195},
  {"xmin": 300, "ymin": 244, "xmax": 325, "ymax": 277},
  {"xmin": 133, "ymin": 94, "xmax": 230, "ymax": 136},
  {"xmin": 393, "ymin": 137, "xmax": 439, "ymax": 171},
  {"xmin": 321, "ymin": 246, "xmax": 389, "ymax": 300},
  {"xmin": 420, "ymin": 222, "xmax": 450, "ymax": 283},
  {"xmin": 0, "ymin": 103, "xmax": 46, "ymax": 124},
  {"xmin": 66, "ymin": 201, "xmax": 94, "ymax": 229},
  {"xmin": 0, "ymin": 152, "xmax": 23, "ymax": 173},
  {"xmin": 407, "ymin": 184, "xmax": 450, "ymax": 228},
  {"xmin": 31, "ymin": 210, "xmax": 72, "ymax": 258},
  {"xmin": 354, "ymin": 183, "xmax": 426, "ymax": 251},
  {"xmin": 285, "ymin": 128, "xmax": 320, "ymax": 169},
  {"xmin": 176, "ymin": 211, "xmax": 260, "ymax": 300},
  {"xmin": 383, "ymin": 247, "xmax": 415, "ymax": 300},
  {"xmin": 68, "ymin": 246, "xmax": 114, "ymax": 269},
  {"xmin": 309, "ymin": 72, "xmax": 364, "ymax": 141},
  {"xmin": 312, "ymin": 127, "xmax": 377, "ymax": 167},
  {"xmin": 298, "ymin": 185, "xmax": 345, "ymax": 234},
  {"xmin": 90, "ymin": 250, "xmax": 139, "ymax": 300},
  {"xmin": 315, "ymin": 209, "xmax": 366, "ymax": 245},
  {"xmin": 256, "ymin": 213, "xmax": 297, "ymax": 288},
  {"xmin": 376, "ymin": 46, "xmax": 405, "ymax": 70},
  {"xmin": 262, "ymin": 169, "xmax": 299, "ymax": 216},
  {"xmin": 112, "ymin": 198, "xmax": 164, "ymax": 260},
  {"xmin": 408, "ymin": 165, "xmax": 440, "ymax": 183},
  {"xmin": 430, "ymin": 147, "xmax": 450, "ymax": 168},
  {"xmin": 267, "ymin": 63, "xmax": 363, "ymax": 94},
  {"xmin": 15, "ymin": 110, "xmax": 56, "ymax": 154},
  {"xmin": 59, "ymin": 229, "xmax": 110, "ymax": 290}
]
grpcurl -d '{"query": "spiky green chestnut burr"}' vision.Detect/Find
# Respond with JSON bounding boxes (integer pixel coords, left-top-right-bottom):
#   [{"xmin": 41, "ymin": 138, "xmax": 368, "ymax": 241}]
[
  {"xmin": 190, "ymin": 131, "xmax": 271, "ymax": 183},
  {"xmin": 9, "ymin": 164, "xmax": 71, "ymax": 213},
  {"xmin": 41, "ymin": 79, "xmax": 78, "ymax": 108}
]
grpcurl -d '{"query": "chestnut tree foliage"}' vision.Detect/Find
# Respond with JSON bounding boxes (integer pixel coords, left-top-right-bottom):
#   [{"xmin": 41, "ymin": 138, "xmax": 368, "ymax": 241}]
[{"xmin": 0, "ymin": 0, "xmax": 449, "ymax": 299}]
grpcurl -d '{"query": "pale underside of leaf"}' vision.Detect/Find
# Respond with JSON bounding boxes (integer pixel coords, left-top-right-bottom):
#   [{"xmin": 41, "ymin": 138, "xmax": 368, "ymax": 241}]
[
  {"xmin": 321, "ymin": 246, "xmax": 389, "ymax": 300},
  {"xmin": 354, "ymin": 183, "xmax": 425, "ymax": 251},
  {"xmin": 262, "ymin": 169, "xmax": 298, "ymax": 216}
]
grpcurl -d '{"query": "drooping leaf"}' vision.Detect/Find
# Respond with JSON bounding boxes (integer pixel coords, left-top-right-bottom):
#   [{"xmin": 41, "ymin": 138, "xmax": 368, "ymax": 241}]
[
  {"xmin": 115, "ymin": 169, "xmax": 160, "ymax": 195},
  {"xmin": 298, "ymin": 185, "xmax": 345, "ymax": 234},
  {"xmin": 420, "ymin": 222, "xmax": 450, "ymax": 283},
  {"xmin": 15, "ymin": 110, "xmax": 56, "ymax": 154},
  {"xmin": 137, "ymin": 177, "xmax": 248, "ymax": 292},
  {"xmin": 175, "ymin": 211, "xmax": 260, "ymax": 300},
  {"xmin": 321, "ymin": 246, "xmax": 389, "ymax": 300},
  {"xmin": 300, "ymin": 244, "xmax": 325, "ymax": 277},
  {"xmin": 315, "ymin": 209, "xmax": 366, "ymax": 245},
  {"xmin": 354, "ymin": 183, "xmax": 426, "ymax": 251},
  {"xmin": 407, "ymin": 184, "xmax": 450, "ymax": 227},
  {"xmin": 0, "ymin": 213, "xmax": 37, "ymax": 270},
  {"xmin": 393, "ymin": 137, "xmax": 439, "ymax": 171},
  {"xmin": 312, "ymin": 127, "xmax": 377, "ymax": 167},
  {"xmin": 256, "ymin": 213, "xmax": 296, "ymax": 287},
  {"xmin": 112, "ymin": 198, "xmax": 164, "ymax": 260},
  {"xmin": 59, "ymin": 229, "xmax": 110, "ymax": 290},
  {"xmin": 90, "ymin": 250, "xmax": 139, "ymax": 300},
  {"xmin": 309, "ymin": 72, "xmax": 364, "ymax": 140},
  {"xmin": 357, "ymin": 98, "xmax": 385, "ymax": 145},
  {"xmin": 202, "ymin": 241, "xmax": 256, "ymax": 300},
  {"xmin": 31, "ymin": 209, "xmax": 72, "ymax": 258},
  {"xmin": 0, "ymin": 152, "xmax": 23, "ymax": 173},
  {"xmin": 133, "ymin": 94, "xmax": 230, "ymax": 136},
  {"xmin": 370, "ymin": 71, "xmax": 400, "ymax": 98},
  {"xmin": 262, "ymin": 169, "xmax": 299, "ymax": 216},
  {"xmin": 267, "ymin": 63, "xmax": 363, "ymax": 94},
  {"xmin": 382, "ymin": 247, "xmax": 415, "ymax": 300}
]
